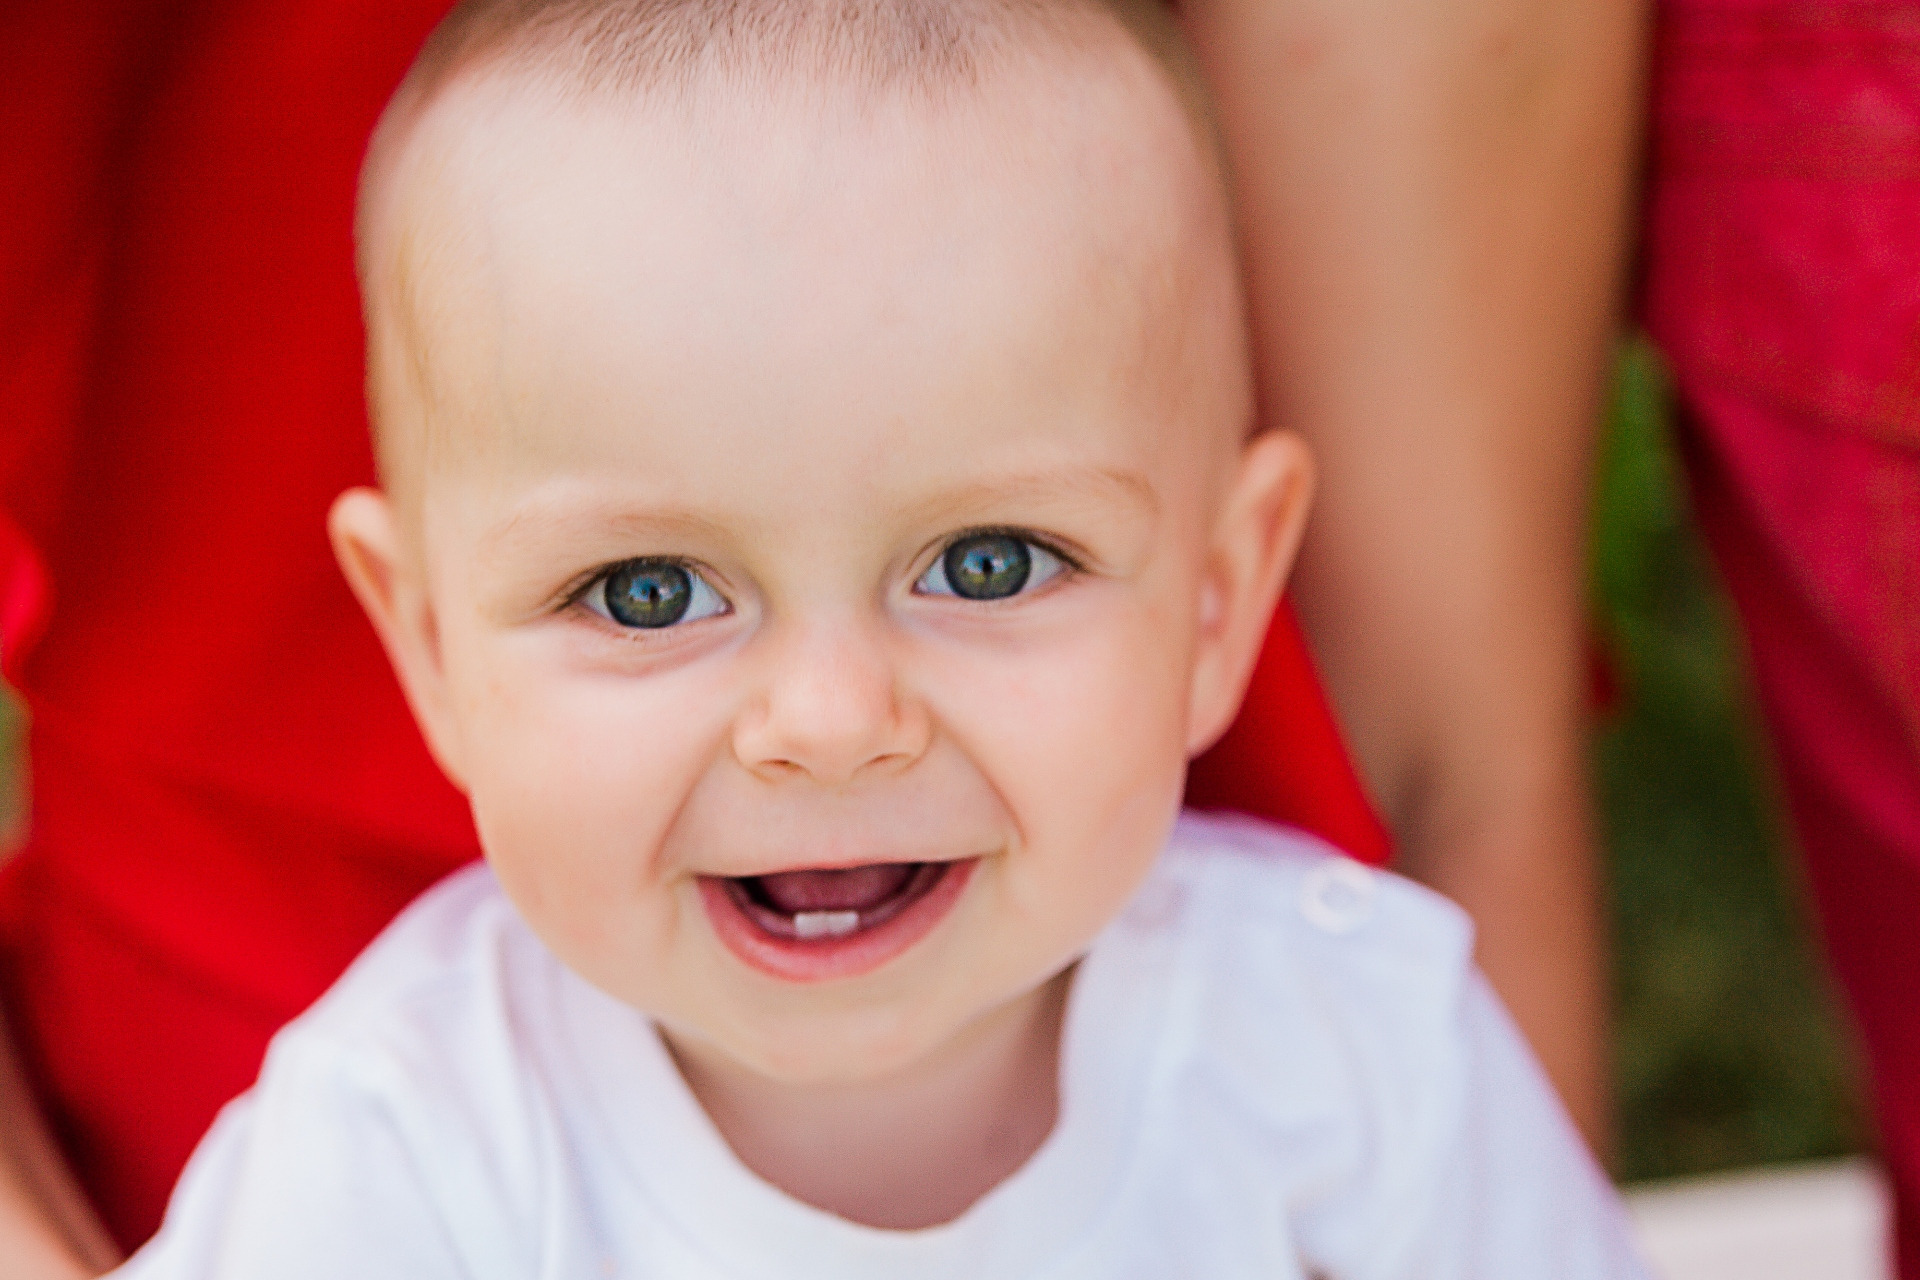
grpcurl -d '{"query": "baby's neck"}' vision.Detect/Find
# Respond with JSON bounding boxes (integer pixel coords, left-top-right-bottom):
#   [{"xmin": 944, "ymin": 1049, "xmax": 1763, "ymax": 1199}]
[{"xmin": 665, "ymin": 968, "xmax": 1073, "ymax": 1230}]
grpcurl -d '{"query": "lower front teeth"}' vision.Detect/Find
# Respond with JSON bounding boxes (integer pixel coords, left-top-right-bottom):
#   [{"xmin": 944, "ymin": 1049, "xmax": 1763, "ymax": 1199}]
[{"xmin": 792, "ymin": 909, "xmax": 861, "ymax": 939}]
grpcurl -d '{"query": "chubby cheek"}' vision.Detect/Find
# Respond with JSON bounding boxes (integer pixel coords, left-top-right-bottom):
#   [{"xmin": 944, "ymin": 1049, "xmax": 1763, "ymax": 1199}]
[
  {"xmin": 924, "ymin": 584, "xmax": 1194, "ymax": 955},
  {"xmin": 442, "ymin": 629, "xmax": 733, "ymax": 982}
]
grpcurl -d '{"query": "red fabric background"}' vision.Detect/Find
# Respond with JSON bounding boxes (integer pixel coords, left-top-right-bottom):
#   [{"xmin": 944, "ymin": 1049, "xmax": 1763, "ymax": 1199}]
[
  {"xmin": 1643, "ymin": 2, "xmax": 1920, "ymax": 1273},
  {"xmin": 0, "ymin": 0, "xmax": 1387, "ymax": 1247}
]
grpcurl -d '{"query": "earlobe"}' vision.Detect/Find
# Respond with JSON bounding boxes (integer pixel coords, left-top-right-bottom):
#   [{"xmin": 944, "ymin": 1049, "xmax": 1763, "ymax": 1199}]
[
  {"xmin": 327, "ymin": 489, "xmax": 469, "ymax": 790},
  {"xmin": 1184, "ymin": 430, "xmax": 1314, "ymax": 756}
]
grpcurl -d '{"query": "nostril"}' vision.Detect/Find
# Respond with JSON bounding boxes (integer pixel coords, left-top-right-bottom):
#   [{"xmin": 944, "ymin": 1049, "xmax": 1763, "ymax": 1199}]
[{"xmin": 731, "ymin": 655, "xmax": 929, "ymax": 783}]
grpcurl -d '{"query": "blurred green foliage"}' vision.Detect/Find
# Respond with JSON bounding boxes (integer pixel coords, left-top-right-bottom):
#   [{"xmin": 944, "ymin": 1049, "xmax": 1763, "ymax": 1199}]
[
  {"xmin": 1595, "ymin": 340, "xmax": 1866, "ymax": 1182},
  {"xmin": 0, "ymin": 340, "xmax": 1872, "ymax": 1183}
]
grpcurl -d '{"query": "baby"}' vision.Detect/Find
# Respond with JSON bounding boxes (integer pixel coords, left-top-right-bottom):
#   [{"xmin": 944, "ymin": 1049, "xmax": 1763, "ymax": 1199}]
[{"xmin": 117, "ymin": 1, "xmax": 1648, "ymax": 1276}]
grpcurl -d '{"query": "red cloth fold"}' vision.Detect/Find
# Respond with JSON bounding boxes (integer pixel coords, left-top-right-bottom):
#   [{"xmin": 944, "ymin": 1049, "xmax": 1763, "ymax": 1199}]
[
  {"xmin": 0, "ymin": 514, "xmax": 50, "ymax": 684},
  {"xmin": 1644, "ymin": 3, "xmax": 1920, "ymax": 1272},
  {"xmin": 1189, "ymin": 606, "xmax": 1392, "ymax": 866}
]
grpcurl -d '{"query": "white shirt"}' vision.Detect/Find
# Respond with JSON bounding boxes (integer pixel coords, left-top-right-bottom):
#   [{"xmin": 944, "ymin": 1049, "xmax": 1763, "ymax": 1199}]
[{"xmin": 117, "ymin": 811, "xmax": 1649, "ymax": 1279}]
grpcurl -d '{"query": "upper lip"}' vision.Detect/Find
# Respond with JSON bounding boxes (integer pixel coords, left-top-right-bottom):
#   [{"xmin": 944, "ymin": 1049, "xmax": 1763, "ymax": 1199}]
[{"xmin": 700, "ymin": 850, "xmax": 980, "ymax": 880}]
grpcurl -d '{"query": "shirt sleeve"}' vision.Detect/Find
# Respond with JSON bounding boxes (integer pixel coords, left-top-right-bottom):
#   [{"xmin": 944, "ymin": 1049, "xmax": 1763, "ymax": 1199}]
[
  {"xmin": 110, "ymin": 1040, "xmax": 476, "ymax": 1280},
  {"xmin": 1327, "ymin": 972, "xmax": 1651, "ymax": 1280},
  {"xmin": 1448, "ymin": 975, "xmax": 1649, "ymax": 1279}
]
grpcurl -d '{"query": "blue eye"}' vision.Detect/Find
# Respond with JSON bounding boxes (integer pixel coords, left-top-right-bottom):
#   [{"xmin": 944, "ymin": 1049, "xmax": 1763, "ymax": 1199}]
[
  {"xmin": 587, "ymin": 559, "xmax": 727, "ymax": 629},
  {"xmin": 917, "ymin": 532, "xmax": 1067, "ymax": 601}
]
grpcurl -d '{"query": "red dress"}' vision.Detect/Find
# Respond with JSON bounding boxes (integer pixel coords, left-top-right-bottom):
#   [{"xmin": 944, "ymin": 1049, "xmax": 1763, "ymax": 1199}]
[
  {"xmin": 1643, "ymin": 2, "xmax": 1920, "ymax": 1273},
  {"xmin": 0, "ymin": 0, "xmax": 1387, "ymax": 1250}
]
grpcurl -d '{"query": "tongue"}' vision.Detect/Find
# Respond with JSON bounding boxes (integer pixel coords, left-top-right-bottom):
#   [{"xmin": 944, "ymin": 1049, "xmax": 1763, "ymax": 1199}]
[{"xmin": 752, "ymin": 864, "xmax": 918, "ymax": 914}]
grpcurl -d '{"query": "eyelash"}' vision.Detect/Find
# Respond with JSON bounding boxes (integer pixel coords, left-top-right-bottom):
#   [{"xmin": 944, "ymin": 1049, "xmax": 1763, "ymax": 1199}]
[
  {"xmin": 914, "ymin": 528, "xmax": 1081, "ymax": 600},
  {"xmin": 569, "ymin": 558, "xmax": 729, "ymax": 631},
  {"xmin": 562, "ymin": 528, "xmax": 1082, "ymax": 625}
]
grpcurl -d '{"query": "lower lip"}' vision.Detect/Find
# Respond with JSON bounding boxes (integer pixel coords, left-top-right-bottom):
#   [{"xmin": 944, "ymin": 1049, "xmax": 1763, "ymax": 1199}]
[{"xmin": 698, "ymin": 859, "xmax": 976, "ymax": 984}]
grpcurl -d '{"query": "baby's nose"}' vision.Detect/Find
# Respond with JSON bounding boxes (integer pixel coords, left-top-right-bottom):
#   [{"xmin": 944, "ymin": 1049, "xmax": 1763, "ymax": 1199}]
[{"xmin": 731, "ymin": 616, "xmax": 930, "ymax": 786}]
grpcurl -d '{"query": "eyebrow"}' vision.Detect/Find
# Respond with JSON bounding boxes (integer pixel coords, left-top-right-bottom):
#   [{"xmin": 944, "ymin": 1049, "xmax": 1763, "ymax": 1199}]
[
  {"xmin": 906, "ymin": 466, "xmax": 1160, "ymax": 525},
  {"xmin": 478, "ymin": 504, "xmax": 733, "ymax": 561},
  {"xmin": 477, "ymin": 464, "xmax": 1160, "ymax": 558}
]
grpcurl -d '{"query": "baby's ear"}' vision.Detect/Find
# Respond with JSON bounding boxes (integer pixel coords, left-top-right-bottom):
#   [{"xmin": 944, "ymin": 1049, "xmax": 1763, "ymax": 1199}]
[
  {"xmin": 328, "ymin": 488, "xmax": 470, "ymax": 792},
  {"xmin": 1184, "ymin": 430, "xmax": 1314, "ymax": 756}
]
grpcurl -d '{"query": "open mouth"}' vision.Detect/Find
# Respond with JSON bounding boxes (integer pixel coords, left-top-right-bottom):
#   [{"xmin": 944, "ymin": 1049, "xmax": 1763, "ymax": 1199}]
[
  {"xmin": 698, "ymin": 858, "xmax": 974, "ymax": 983},
  {"xmin": 728, "ymin": 861, "xmax": 947, "ymax": 938}
]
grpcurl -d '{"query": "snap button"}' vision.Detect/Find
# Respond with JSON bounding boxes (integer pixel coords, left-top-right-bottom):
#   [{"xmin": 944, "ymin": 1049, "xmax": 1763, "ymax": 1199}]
[{"xmin": 1299, "ymin": 858, "xmax": 1376, "ymax": 935}]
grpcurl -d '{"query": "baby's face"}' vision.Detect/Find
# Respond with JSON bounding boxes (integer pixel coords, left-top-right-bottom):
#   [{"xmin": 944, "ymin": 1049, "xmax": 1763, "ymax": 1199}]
[{"xmin": 341, "ymin": 46, "xmax": 1305, "ymax": 1084}]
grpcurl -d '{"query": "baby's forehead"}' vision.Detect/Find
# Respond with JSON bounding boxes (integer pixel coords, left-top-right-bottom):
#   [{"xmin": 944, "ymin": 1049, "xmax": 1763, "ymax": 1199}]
[
  {"xmin": 357, "ymin": 1, "xmax": 1237, "ymax": 498},
  {"xmin": 362, "ymin": 0, "xmax": 1217, "ymax": 293}
]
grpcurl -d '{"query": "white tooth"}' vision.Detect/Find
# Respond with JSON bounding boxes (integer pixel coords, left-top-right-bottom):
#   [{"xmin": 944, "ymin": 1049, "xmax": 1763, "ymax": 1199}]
[{"xmin": 792, "ymin": 910, "xmax": 861, "ymax": 939}]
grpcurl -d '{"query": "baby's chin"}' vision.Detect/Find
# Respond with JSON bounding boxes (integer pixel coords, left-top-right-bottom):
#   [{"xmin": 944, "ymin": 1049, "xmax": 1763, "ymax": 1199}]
[
  {"xmin": 658, "ymin": 1004, "xmax": 955, "ymax": 1091},
  {"xmin": 660, "ymin": 962, "xmax": 1069, "ymax": 1091}
]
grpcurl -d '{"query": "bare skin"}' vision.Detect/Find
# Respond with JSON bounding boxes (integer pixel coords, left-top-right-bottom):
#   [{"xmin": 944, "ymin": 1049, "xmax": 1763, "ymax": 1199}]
[
  {"xmin": 0, "ymin": 0, "xmax": 1644, "ymax": 1268},
  {"xmin": 1182, "ymin": 0, "xmax": 1645, "ymax": 1154},
  {"xmin": 0, "ymin": 1013, "xmax": 120, "ymax": 1278},
  {"xmin": 331, "ymin": 35, "xmax": 1307, "ymax": 1225},
  {"xmin": 669, "ymin": 965, "xmax": 1072, "ymax": 1228}
]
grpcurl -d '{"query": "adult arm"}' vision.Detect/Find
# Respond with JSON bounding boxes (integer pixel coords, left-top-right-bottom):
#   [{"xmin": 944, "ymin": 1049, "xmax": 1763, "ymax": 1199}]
[
  {"xmin": 1, "ymin": 497, "xmax": 118, "ymax": 1280},
  {"xmin": 1, "ymin": 523, "xmax": 116, "ymax": 1280},
  {"xmin": 0, "ymin": 1011, "xmax": 120, "ymax": 1278},
  {"xmin": 1182, "ymin": 0, "xmax": 1645, "ymax": 1151}
]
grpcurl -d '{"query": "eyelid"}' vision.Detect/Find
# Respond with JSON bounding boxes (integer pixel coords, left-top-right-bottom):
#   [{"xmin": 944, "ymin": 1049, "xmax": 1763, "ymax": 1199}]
[
  {"xmin": 915, "ymin": 527, "xmax": 1081, "ymax": 599},
  {"xmin": 571, "ymin": 557, "xmax": 730, "ymax": 628},
  {"xmin": 558, "ymin": 555, "xmax": 696, "ymax": 608},
  {"xmin": 934, "ymin": 527, "xmax": 1085, "ymax": 572}
]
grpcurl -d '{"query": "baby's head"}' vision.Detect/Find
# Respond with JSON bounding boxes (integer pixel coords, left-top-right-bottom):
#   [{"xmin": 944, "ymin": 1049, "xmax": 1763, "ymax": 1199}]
[{"xmin": 333, "ymin": 0, "xmax": 1310, "ymax": 1089}]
